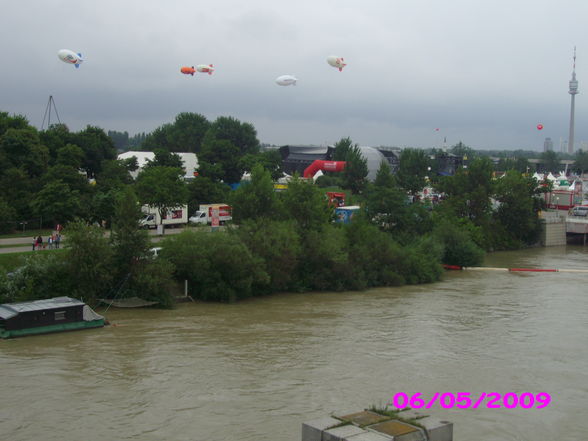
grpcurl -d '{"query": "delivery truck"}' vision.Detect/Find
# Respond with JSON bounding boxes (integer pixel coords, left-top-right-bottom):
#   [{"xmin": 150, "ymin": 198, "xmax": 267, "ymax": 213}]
[
  {"xmin": 139, "ymin": 205, "xmax": 189, "ymax": 229},
  {"xmin": 189, "ymin": 204, "xmax": 232, "ymax": 225}
]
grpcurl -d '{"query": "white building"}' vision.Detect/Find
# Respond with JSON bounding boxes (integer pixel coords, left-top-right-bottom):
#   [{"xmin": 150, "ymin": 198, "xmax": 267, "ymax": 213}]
[{"xmin": 117, "ymin": 151, "xmax": 198, "ymax": 180}]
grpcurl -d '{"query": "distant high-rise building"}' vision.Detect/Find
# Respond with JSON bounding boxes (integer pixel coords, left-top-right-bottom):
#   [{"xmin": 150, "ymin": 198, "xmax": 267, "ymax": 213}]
[
  {"xmin": 544, "ymin": 137, "xmax": 554, "ymax": 152},
  {"xmin": 568, "ymin": 47, "xmax": 579, "ymax": 154}
]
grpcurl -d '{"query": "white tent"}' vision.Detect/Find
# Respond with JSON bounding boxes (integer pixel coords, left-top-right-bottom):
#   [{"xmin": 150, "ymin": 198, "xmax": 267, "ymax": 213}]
[{"xmin": 117, "ymin": 151, "xmax": 198, "ymax": 179}]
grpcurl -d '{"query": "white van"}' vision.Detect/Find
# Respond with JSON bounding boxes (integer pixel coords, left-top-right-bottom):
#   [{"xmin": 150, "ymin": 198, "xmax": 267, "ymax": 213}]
[{"xmin": 571, "ymin": 206, "xmax": 588, "ymax": 217}]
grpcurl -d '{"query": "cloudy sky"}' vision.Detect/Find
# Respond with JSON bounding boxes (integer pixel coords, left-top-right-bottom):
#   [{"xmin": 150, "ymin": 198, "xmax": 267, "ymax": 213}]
[{"xmin": 2, "ymin": 0, "xmax": 587, "ymax": 150}]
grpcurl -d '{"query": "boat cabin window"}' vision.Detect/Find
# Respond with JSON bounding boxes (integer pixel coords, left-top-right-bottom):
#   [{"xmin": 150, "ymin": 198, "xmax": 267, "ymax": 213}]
[{"xmin": 54, "ymin": 311, "xmax": 66, "ymax": 321}]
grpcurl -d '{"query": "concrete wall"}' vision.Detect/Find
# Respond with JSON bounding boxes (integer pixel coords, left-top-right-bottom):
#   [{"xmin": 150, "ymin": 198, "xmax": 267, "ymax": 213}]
[{"xmin": 541, "ymin": 218, "xmax": 567, "ymax": 246}]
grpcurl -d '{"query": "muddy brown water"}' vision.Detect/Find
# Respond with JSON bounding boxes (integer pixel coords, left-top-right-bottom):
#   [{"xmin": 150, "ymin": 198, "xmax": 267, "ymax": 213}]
[{"xmin": 1, "ymin": 246, "xmax": 587, "ymax": 441}]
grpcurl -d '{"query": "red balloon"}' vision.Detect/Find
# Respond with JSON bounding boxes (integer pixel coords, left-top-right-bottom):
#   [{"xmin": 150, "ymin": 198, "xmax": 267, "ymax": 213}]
[{"xmin": 537, "ymin": 124, "xmax": 544, "ymax": 130}]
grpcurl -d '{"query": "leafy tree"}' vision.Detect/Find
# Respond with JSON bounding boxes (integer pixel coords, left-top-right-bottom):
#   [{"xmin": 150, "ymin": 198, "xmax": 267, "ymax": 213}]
[
  {"xmin": 296, "ymin": 226, "xmax": 349, "ymax": 291},
  {"xmin": 574, "ymin": 149, "xmax": 588, "ymax": 175},
  {"xmin": 107, "ymin": 130, "xmax": 129, "ymax": 150},
  {"xmin": 40, "ymin": 123, "xmax": 71, "ymax": 163},
  {"xmin": 198, "ymin": 138, "xmax": 243, "ymax": 183},
  {"xmin": 186, "ymin": 177, "xmax": 230, "ymax": 213},
  {"xmin": 435, "ymin": 157, "xmax": 494, "ymax": 227},
  {"xmin": 0, "ymin": 197, "xmax": 17, "ymax": 233},
  {"xmin": 142, "ymin": 124, "xmax": 173, "ymax": 151},
  {"xmin": 121, "ymin": 155, "xmax": 139, "ymax": 173},
  {"xmin": 450, "ymin": 141, "xmax": 475, "ymax": 160},
  {"xmin": 72, "ymin": 125, "xmax": 117, "ymax": 177},
  {"xmin": 240, "ymin": 149, "xmax": 283, "ymax": 180},
  {"xmin": 365, "ymin": 162, "xmax": 409, "ymax": 233},
  {"xmin": 109, "ymin": 187, "xmax": 152, "ymax": 277},
  {"xmin": 142, "ymin": 113, "xmax": 210, "ymax": 153},
  {"xmin": 0, "ymin": 167, "xmax": 36, "ymax": 220},
  {"xmin": 63, "ymin": 220, "xmax": 114, "ymax": 304},
  {"xmin": 0, "ymin": 112, "xmax": 29, "ymax": 137},
  {"xmin": 493, "ymin": 170, "xmax": 542, "ymax": 245},
  {"xmin": 126, "ymin": 259, "xmax": 176, "ymax": 308},
  {"xmin": 134, "ymin": 166, "xmax": 188, "ymax": 231},
  {"xmin": 3, "ymin": 253, "xmax": 71, "ymax": 303},
  {"xmin": 432, "ymin": 220, "xmax": 485, "ymax": 267},
  {"xmin": 161, "ymin": 231, "xmax": 268, "ymax": 302},
  {"xmin": 341, "ymin": 143, "xmax": 368, "ymax": 194},
  {"xmin": 144, "ymin": 148, "xmax": 184, "ymax": 169},
  {"xmin": 43, "ymin": 164, "xmax": 91, "ymax": 195},
  {"xmin": 279, "ymin": 177, "xmax": 332, "ymax": 233},
  {"xmin": 343, "ymin": 220, "xmax": 406, "ymax": 289},
  {"xmin": 103, "ymin": 187, "xmax": 175, "ymax": 306},
  {"xmin": 333, "ymin": 137, "xmax": 353, "ymax": 161},
  {"xmin": 230, "ymin": 164, "xmax": 281, "ymax": 222},
  {"xmin": 234, "ymin": 219, "xmax": 302, "ymax": 292},
  {"xmin": 363, "ymin": 175, "xmax": 398, "ymax": 230},
  {"xmin": 128, "ymin": 132, "xmax": 147, "ymax": 148},
  {"xmin": 496, "ymin": 157, "xmax": 531, "ymax": 174},
  {"xmin": 167, "ymin": 112, "xmax": 210, "ymax": 153},
  {"xmin": 202, "ymin": 116, "xmax": 260, "ymax": 156},
  {"xmin": 539, "ymin": 150, "xmax": 559, "ymax": 173},
  {"xmin": 96, "ymin": 159, "xmax": 134, "ymax": 192},
  {"xmin": 397, "ymin": 148, "xmax": 430, "ymax": 195},
  {"xmin": 30, "ymin": 181, "xmax": 82, "ymax": 225},
  {"xmin": 0, "ymin": 127, "xmax": 49, "ymax": 178},
  {"xmin": 56, "ymin": 144, "xmax": 84, "ymax": 169}
]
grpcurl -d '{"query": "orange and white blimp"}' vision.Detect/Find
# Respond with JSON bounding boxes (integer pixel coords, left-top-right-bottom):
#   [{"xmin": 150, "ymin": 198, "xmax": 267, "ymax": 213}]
[
  {"xmin": 275, "ymin": 75, "xmax": 297, "ymax": 86},
  {"xmin": 196, "ymin": 64, "xmax": 214, "ymax": 75},
  {"xmin": 180, "ymin": 66, "xmax": 196, "ymax": 76},
  {"xmin": 326, "ymin": 55, "xmax": 346, "ymax": 71},
  {"xmin": 57, "ymin": 49, "xmax": 83, "ymax": 68}
]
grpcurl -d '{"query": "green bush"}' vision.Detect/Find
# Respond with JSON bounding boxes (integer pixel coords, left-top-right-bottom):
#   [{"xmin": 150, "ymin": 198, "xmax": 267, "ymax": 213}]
[
  {"xmin": 125, "ymin": 259, "xmax": 176, "ymax": 308},
  {"xmin": 161, "ymin": 231, "xmax": 268, "ymax": 302},
  {"xmin": 432, "ymin": 221, "xmax": 485, "ymax": 267},
  {"xmin": 3, "ymin": 252, "xmax": 72, "ymax": 303},
  {"xmin": 234, "ymin": 219, "xmax": 302, "ymax": 292},
  {"xmin": 297, "ymin": 226, "xmax": 350, "ymax": 291}
]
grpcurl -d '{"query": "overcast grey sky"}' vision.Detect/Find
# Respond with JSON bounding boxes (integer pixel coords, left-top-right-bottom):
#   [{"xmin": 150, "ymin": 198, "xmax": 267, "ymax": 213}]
[{"xmin": 2, "ymin": 0, "xmax": 587, "ymax": 150}]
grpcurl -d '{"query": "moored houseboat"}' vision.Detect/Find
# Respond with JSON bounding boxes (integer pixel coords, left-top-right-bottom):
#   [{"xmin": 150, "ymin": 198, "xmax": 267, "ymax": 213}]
[{"xmin": 0, "ymin": 297, "xmax": 106, "ymax": 338}]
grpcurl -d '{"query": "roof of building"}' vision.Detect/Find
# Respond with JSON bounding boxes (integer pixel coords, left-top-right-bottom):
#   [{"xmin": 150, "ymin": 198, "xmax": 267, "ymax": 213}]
[
  {"xmin": 0, "ymin": 297, "xmax": 85, "ymax": 319},
  {"xmin": 117, "ymin": 151, "xmax": 198, "ymax": 178},
  {"xmin": 357, "ymin": 146, "xmax": 389, "ymax": 181}
]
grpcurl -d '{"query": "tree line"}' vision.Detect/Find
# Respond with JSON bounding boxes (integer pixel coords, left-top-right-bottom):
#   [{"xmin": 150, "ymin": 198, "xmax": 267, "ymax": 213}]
[{"xmin": 0, "ymin": 110, "xmax": 553, "ymax": 305}]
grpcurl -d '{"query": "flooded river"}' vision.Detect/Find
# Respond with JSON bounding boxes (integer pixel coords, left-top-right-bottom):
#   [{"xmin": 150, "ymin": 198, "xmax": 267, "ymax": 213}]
[{"xmin": 1, "ymin": 246, "xmax": 587, "ymax": 441}]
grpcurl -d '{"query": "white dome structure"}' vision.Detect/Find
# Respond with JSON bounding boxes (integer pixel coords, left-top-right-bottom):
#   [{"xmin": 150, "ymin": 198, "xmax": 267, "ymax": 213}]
[{"xmin": 357, "ymin": 146, "xmax": 389, "ymax": 181}]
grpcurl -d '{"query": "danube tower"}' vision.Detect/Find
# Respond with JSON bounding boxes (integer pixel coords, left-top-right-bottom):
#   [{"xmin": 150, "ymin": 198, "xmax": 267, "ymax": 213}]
[{"xmin": 568, "ymin": 47, "xmax": 579, "ymax": 154}]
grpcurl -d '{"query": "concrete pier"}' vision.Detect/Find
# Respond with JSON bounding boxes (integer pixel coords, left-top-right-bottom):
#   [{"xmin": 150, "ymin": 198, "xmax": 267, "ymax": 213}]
[
  {"xmin": 302, "ymin": 409, "xmax": 453, "ymax": 441},
  {"xmin": 540, "ymin": 211, "xmax": 567, "ymax": 246}
]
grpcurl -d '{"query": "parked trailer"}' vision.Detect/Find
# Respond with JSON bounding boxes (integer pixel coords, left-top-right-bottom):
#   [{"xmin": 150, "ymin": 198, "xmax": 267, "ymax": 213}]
[
  {"xmin": 189, "ymin": 204, "xmax": 232, "ymax": 225},
  {"xmin": 139, "ymin": 205, "xmax": 189, "ymax": 229}
]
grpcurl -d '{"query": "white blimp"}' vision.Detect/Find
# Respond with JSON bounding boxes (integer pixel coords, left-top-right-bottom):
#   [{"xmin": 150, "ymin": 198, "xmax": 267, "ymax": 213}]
[
  {"xmin": 196, "ymin": 64, "xmax": 215, "ymax": 75},
  {"xmin": 326, "ymin": 55, "xmax": 346, "ymax": 71},
  {"xmin": 57, "ymin": 49, "xmax": 84, "ymax": 68},
  {"xmin": 275, "ymin": 75, "xmax": 297, "ymax": 86}
]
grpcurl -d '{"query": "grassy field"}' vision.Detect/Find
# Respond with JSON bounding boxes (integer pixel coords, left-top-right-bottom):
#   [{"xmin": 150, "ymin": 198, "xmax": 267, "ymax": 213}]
[
  {"xmin": 0, "ymin": 252, "xmax": 31, "ymax": 272},
  {"xmin": 0, "ymin": 249, "xmax": 65, "ymax": 272},
  {"xmin": 0, "ymin": 243, "xmax": 31, "ymax": 249},
  {"xmin": 0, "ymin": 229, "xmax": 54, "ymax": 239}
]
